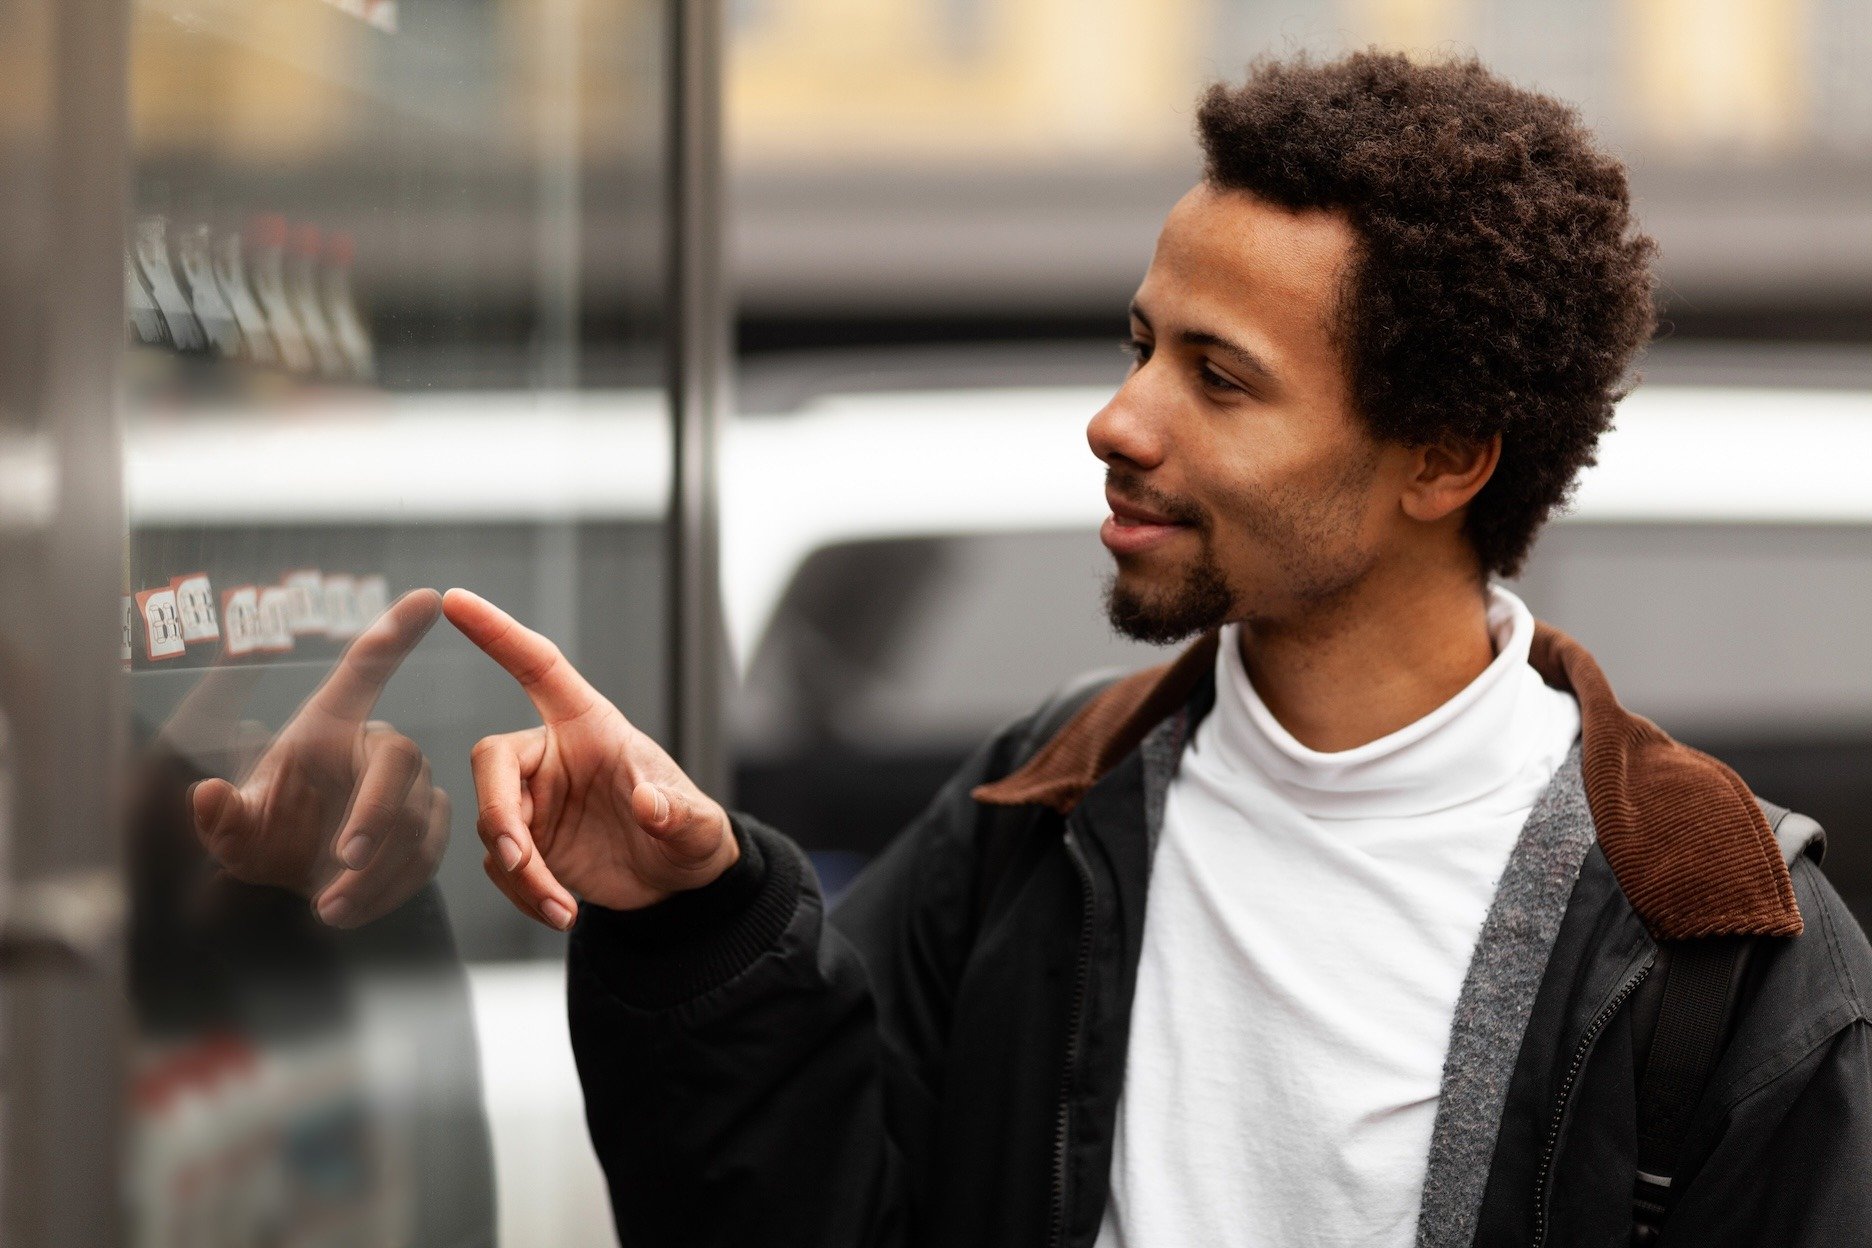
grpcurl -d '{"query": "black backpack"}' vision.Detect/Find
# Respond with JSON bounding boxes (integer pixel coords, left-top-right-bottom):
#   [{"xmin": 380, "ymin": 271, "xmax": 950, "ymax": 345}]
[
  {"xmin": 971, "ymin": 676, "xmax": 1830, "ymax": 1247},
  {"xmin": 1626, "ymin": 800, "xmax": 1825, "ymax": 1245}
]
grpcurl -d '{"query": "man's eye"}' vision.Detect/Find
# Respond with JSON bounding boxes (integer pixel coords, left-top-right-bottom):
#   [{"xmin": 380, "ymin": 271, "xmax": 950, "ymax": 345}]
[
  {"xmin": 1120, "ymin": 338, "xmax": 1152, "ymax": 364},
  {"xmin": 1200, "ymin": 364, "xmax": 1243, "ymax": 393}
]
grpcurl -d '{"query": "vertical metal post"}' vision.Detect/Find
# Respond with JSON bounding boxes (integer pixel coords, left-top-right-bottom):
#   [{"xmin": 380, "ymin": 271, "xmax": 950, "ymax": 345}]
[
  {"xmin": 665, "ymin": 0, "xmax": 729, "ymax": 796},
  {"xmin": 0, "ymin": 0, "xmax": 131, "ymax": 1243}
]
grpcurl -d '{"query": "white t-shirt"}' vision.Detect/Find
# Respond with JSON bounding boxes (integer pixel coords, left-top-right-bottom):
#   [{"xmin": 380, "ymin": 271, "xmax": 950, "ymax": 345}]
[{"xmin": 1094, "ymin": 586, "xmax": 1580, "ymax": 1248}]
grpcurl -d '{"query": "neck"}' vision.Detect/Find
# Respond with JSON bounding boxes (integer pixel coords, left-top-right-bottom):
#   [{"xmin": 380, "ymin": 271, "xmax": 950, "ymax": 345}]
[{"xmin": 1237, "ymin": 553, "xmax": 1494, "ymax": 753}]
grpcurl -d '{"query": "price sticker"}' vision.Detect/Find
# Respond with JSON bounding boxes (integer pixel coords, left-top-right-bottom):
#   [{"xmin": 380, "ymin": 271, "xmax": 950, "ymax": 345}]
[
  {"xmin": 256, "ymin": 587, "xmax": 295, "ymax": 654},
  {"xmin": 135, "ymin": 587, "xmax": 186, "ymax": 661},
  {"xmin": 169, "ymin": 572, "xmax": 219, "ymax": 643},
  {"xmin": 221, "ymin": 586, "xmax": 260, "ymax": 657},
  {"xmin": 282, "ymin": 569, "xmax": 327, "ymax": 636}
]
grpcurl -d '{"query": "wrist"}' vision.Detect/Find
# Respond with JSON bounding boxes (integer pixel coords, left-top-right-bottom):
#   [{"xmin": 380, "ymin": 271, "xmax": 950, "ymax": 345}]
[{"xmin": 570, "ymin": 814, "xmax": 804, "ymax": 1009}]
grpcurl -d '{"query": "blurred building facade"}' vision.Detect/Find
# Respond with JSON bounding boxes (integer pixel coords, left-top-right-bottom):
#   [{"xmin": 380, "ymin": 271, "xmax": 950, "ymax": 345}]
[{"xmin": 726, "ymin": 0, "xmax": 1872, "ymax": 340}]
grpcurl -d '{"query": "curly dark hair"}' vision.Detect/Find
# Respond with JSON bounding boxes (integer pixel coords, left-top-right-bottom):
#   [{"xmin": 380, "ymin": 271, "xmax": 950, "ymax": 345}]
[{"xmin": 1197, "ymin": 51, "xmax": 1657, "ymax": 577}]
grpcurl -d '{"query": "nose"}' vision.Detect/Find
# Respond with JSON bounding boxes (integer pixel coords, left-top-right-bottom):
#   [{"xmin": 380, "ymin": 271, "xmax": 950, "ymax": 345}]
[{"xmin": 1087, "ymin": 371, "xmax": 1167, "ymax": 472}]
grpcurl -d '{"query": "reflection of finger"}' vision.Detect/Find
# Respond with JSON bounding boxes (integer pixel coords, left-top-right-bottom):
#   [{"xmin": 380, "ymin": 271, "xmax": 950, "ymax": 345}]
[
  {"xmin": 317, "ymin": 791, "xmax": 448, "ymax": 928},
  {"xmin": 306, "ymin": 588, "xmax": 442, "ymax": 725},
  {"xmin": 159, "ymin": 664, "xmax": 265, "ymax": 765},
  {"xmin": 442, "ymin": 588, "xmax": 605, "ymax": 725},
  {"xmin": 189, "ymin": 777, "xmax": 250, "ymax": 854},
  {"xmin": 232, "ymin": 719, "xmax": 273, "ymax": 777},
  {"xmin": 335, "ymin": 733, "xmax": 424, "ymax": 870}
]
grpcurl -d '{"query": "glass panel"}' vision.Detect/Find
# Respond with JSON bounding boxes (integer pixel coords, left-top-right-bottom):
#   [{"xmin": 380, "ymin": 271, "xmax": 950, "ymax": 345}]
[{"xmin": 121, "ymin": 2, "xmax": 669, "ymax": 1242}]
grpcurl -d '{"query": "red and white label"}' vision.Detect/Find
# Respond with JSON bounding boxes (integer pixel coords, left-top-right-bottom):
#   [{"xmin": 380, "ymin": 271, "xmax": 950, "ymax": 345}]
[
  {"xmin": 135, "ymin": 587, "xmax": 186, "ymax": 661},
  {"xmin": 121, "ymin": 596, "xmax": 134, "ymax": 666},
  {"xmin": 221, "ymin": 586, "xmax": 260, "ymax": 657},
  {"xmin": 169, "ymin": 572, "xmax": 219, "ymax": 643},
  {"xmin": 256, "ymin": 587, "xmax": 295, "ymax": 654},
  {"xmin": 282, "ymin": 569, "xmax": 326, "ymax": 636}
]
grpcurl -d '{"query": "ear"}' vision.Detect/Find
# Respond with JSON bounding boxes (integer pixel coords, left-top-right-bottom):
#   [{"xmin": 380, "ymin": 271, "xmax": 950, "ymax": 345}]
[{"xmin": 1400, "ymin": 433, "xmax": 1500, "ymax": 524}]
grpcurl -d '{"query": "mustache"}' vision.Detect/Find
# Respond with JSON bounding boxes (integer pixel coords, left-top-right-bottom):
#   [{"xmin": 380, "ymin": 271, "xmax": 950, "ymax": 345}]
[{"xmin": 1104, "ymin": 469, "xmax": 1209, "ymax": 530}]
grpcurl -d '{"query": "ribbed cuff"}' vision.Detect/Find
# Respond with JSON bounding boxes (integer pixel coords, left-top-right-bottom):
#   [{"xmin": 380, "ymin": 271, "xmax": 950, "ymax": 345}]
[{"xmin": 571, "ymin": 813, "xmax": 804, "ymax": 1009}]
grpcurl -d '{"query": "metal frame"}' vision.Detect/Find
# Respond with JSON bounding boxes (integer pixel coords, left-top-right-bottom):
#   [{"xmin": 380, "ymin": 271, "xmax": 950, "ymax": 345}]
[
  {"xmin": 665, "ymin": 0, "xmax": 729, "ymax": 796},
  {"xmin": 0, "ymin": 0, "xmax": 131, "ymax": 1243}
]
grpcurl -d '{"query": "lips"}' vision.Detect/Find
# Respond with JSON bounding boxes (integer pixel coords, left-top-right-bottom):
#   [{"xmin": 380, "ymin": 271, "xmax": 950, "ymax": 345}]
[
  {"xmin": 1101, "ymin": 487, "xmax": 1192, "ymax": 555},
  {"xmin": 1106, "ymin": 491, "xmax": 1180, "ymax": 526}
]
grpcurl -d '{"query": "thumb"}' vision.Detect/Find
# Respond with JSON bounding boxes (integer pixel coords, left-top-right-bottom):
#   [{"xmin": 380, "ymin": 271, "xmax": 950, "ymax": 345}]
[{"xmin": 629, "ymin": 781, "xmax": 724, "ymax": 863}]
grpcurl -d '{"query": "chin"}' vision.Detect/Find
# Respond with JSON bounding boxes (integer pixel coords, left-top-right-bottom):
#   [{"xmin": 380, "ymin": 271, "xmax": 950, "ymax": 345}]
[{"xmin": 1102, "ymin": 564, "xmax": 1235, "ymax": 647}]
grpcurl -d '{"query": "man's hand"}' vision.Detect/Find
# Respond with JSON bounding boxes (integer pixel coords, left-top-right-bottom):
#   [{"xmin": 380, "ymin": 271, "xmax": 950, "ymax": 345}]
[
  {"xmin": 441, "ymin": 588, "xmax": 738, "ymax": 930},
  {"xmin": 185, "ymin": 589, "xmax": 449, "ymax": 929}
]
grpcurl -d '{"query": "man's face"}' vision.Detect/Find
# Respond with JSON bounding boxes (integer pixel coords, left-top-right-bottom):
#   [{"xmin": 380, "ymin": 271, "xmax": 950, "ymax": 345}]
[{"xmin": 1090, "ymin": 183, "xmax": 1409, "ymax": 644}]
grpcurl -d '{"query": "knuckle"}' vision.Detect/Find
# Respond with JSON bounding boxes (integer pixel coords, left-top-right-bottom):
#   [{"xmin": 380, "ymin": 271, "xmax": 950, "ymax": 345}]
[
  {"xmin": 380, "ymin": 735, "xmax": 423, "ymax": 771},
  {"xmin": 515, "ymin": 642, "xmax": 563, "ymax": 688}
]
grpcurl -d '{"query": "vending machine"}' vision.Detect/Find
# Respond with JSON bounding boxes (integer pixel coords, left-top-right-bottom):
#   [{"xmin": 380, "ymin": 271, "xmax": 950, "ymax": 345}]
[{"xmin": 0, "ymin": 1, "xmax": 723, "ymax": 1243}]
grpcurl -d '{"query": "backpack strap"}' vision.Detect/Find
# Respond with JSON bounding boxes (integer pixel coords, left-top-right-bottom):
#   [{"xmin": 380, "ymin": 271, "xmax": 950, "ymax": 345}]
[
  {"xmin": 969, "ymin": 670, "xmax": 1126, "ymax": 931},
  {"xmin": 1629, "ymin": 799, "xmax": 1824, "ymax": 1244}
]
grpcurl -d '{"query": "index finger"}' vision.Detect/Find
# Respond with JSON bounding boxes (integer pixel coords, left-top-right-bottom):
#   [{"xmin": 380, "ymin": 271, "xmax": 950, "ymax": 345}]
[
  {"xmin": 441, "ymin": 587, "xmax": 602, "ymax": 723},
  {"xmin": 305, "ymin": 588, "xmax": 443, "ymax": 725}
]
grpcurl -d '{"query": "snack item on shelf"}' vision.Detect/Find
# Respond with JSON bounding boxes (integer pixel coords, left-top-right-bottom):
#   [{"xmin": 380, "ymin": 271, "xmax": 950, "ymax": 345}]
[
  {"xmin": 213, "ymin": 224, "xmax": 279, "ymax": 367},
  {"xmin": 134, "ymin": 214, "xmax": 206, "ymax": 353},
  {"xmin": 288, "ymin": 224, "xmax": 347, "ymax": 379},
  {"xmin": 322, "ymin": 232, "xmax": 376, "ymax": 383},
  {"xmin": 248, "ymin": 214, "xmax": 313, "ymax": 374},
  {"xmin": 176, "ymin": 216, "xmax": 243, "ymax": 358}
]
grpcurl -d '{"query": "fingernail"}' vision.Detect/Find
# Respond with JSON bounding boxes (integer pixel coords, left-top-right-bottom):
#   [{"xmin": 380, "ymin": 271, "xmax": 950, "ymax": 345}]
[
  {"xmin": 318, "ymin": 895, "xmax": 352, "ymax": 927},
  {"xmin": 340, "ymin": 836, "xmax": 373, "ymax": 869},
  {"xmin": 652, "ymin": 787, "xmax": 669, "ymax": 824},
  {"xmin": 541, "ymin": 899, "xmax": 575, "ymax": 931},
  {"xmin": 497, "ymin": 835, "xmax": 524, "ymax": 872}
]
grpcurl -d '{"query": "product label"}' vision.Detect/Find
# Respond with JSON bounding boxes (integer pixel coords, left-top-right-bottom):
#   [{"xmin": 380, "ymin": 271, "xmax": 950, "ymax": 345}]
[
  {"xmin": 135, "ymin": 587, "xmax": 187, "ymax": 660},
  {"xmin": 221, "ymin": 586, "xmax": 261, "ymax": 657},
  {"xmin": 121, "ymin": 596, "xmax": 135, "ymax": 666},
  {"xmin": 256, "ymin": 587, "xmax": 295, "ymax": 654},
  {"xmin": 282, "ymin": 569, "xmax": 327, "ymax": 636},
  {"xmin": 170, "ymin": 572, "xmax": 219, "ymax": 643}
]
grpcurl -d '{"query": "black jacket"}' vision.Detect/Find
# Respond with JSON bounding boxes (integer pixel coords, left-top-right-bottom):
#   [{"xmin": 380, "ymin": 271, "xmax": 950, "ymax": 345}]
[{"xmin": 567, "ymin": 625, "xmax": 1872, "ymax": 1247}]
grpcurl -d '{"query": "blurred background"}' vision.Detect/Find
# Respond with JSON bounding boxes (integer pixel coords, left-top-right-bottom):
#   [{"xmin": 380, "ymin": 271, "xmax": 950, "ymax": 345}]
[{"xmin": 0, "ymin": 0, "xmax": 1866, "ymax": 1244}]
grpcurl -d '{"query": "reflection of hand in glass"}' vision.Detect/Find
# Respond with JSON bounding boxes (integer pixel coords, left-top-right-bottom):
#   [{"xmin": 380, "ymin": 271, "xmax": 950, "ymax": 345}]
[{"xmin": 186, "ymin": 589, "xmax": 448, "ymax": 929}]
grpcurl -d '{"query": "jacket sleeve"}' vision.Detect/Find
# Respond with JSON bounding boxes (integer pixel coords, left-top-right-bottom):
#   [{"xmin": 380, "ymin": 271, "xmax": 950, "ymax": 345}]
[{"xmin": 566, "ymin": 717, "xmax": 1037, "ymax": 1248}]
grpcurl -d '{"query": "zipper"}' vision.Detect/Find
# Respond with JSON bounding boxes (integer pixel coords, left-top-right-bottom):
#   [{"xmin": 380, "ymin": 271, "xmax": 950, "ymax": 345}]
[
  {"xmin": 1050, "ymin": 825, "xmax": 1097, "ymax": 1248},
  {"xmin": 1529, "ymin": 957, "xmax": 1654, "ymax": 1248}
]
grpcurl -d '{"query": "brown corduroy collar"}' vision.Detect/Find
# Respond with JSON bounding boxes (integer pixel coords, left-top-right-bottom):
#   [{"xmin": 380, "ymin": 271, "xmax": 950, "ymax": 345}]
[{"xmin": 972, "ymin": 622, "xmax": 1801, "ymax": 941}]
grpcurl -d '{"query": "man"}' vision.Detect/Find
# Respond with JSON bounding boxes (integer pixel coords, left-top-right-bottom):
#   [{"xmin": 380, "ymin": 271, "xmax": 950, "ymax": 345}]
[{"xmin": 443, "ymin": 51, "xmax": 1872, "ymax": 1247}]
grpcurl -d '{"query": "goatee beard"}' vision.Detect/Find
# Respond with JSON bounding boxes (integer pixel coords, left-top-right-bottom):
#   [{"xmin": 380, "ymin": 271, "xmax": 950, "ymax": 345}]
[{"xmin": 1104, "ymin": 557, "xmax": 1234, "ymax": 645}]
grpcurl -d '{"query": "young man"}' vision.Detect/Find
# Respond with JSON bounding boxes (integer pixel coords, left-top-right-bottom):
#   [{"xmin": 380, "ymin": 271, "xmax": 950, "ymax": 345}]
[{"xmin": 443, "ymin": 52, "xmax": 1872, "ymax": 1248}]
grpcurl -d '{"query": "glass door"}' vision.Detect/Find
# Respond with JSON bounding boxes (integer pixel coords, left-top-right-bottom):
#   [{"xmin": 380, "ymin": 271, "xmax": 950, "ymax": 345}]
[{"xmin": 3, "ymin": 0, "xmax": 721, "ymax": 1243}]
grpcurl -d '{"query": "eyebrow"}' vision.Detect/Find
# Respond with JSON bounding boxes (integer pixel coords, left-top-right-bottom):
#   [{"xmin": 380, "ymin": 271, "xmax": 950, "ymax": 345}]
[{"xmin": 1129, "ymin": 301, "xmax": 1278, "ymax": 386}]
